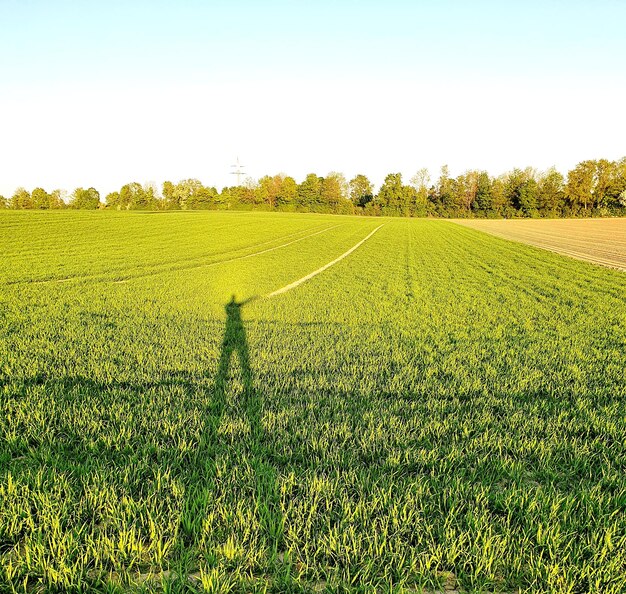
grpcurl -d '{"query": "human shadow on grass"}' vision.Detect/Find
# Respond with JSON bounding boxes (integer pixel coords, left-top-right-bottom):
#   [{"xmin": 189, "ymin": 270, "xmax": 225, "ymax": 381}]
[{"xmin": 184, "ymin": 295, "xmax": 284, "ymax": 562}]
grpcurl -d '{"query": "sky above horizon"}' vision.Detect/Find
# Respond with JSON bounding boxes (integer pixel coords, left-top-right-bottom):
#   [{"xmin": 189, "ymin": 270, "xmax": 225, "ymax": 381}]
[{"xmin": 1, "ymin": 0, "xmax": 625, "ymax": 198}]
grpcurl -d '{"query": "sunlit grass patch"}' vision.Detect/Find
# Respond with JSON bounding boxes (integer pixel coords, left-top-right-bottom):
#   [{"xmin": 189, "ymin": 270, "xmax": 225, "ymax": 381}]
[{"xmin": 1, "ymin": 211, "xmax": 625, "ymax": 592}]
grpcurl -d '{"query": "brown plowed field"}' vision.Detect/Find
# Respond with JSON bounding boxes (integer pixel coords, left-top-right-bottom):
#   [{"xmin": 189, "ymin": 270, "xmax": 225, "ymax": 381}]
[{"xmin": 452, "ymin": 218, "xmax": 626, "ymax": 271}]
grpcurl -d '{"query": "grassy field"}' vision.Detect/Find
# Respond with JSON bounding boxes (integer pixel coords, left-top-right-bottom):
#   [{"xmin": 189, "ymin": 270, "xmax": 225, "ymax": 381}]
[{"xmin": 1, "ymin": 211, "xmax": 626, "ymax": 593}]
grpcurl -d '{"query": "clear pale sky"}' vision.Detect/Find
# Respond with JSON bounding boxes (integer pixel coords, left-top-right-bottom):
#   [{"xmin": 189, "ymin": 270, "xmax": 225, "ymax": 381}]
[{"xmin": 1, "ymin": 0, "xmax": 625, "ymax": 198}]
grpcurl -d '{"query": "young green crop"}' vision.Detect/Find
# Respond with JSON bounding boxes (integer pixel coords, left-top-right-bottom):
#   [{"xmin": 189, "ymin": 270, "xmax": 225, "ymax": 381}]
[{"xmin": 1, "ymin": 211, "xmax": 625, "ymax": 593}]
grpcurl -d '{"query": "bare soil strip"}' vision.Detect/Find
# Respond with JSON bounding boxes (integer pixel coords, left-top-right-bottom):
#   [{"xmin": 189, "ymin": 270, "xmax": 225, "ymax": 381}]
[
  {"xmin": 452, "ymin": 218, "xmax": 626, "ymax": 271},
  {"xmin": 266, "ymin": 224, "xmax": 384, "ymax": 297}
]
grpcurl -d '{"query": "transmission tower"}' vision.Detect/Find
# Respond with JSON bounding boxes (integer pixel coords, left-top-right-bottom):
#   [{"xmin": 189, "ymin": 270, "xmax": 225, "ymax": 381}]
[{"xmin": 230, "ymin": 156, "xmax": 246, "ymax": 186}]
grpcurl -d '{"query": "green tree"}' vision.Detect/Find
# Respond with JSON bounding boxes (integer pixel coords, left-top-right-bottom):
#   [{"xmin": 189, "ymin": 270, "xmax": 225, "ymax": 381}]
[
  {"xmin": 434, "ymin": 165, "xmax": 454, "ymax": 215},
  {"xmin": 321, "ymin": 172, "xmax": 348, "ymax": 213},
  {"xmin": 472, "ymin": 172, "xmax": 493, "ymax": 214},
  {"xmin": 220, "ymin": 185, "xmax": 252, "ymax": 208},
  {"xmin": 174, "ymin": 179, "xmax": 203, "ymax": 210},
  {"xmin": 566, "ymin": 160, "xmax": 595, "ymax": 213},
  {"xmin": 537, "ymin": 168, "xmax": 564, "ymax": 216},
  {"xmin": 409, "ymin": 168, "xmax": 430, "ymax": 216},
  {"xmin": 592, "ymin": 159, "xmax": 615, "ymax": 210},
  {"xmin": 402, "ymin": 184, "xmax": 419, "ymax": 216},
  {"xmin": 162, "ymin": 181, "xmax": 177, "ymax": 209},
  {"xmin": 105, "ymin": 191, "xmax": 121, "ymax": 209},
  {"xmin": 451, "ymin": 171, "xmax": 480, "ymax": 214},
  {"xmin": 377, "ymin": 173, "xmax": 405, "ymax": 216},
  {"xmin": 193, "ymin": 185, "xmax": 219, "ymax": 209},
  {"xmin": 503, "ymin": 168, "xmax": 538, "ymax": 216},
  {"xmin": 490, "ymin": 178, "xmax": 509, "ymax": 216},
  {"xmin": 297, "ymin": 174, "xmax": 322, "ymax": 211},
  {"xmin": 70, "ymin": 187, "xmax": 101, "ymax": 209},
  {"xmin": 256, "ymin": 175, "xmax": 282, "ymax": 208},
  {"xmin": 0, "ymin": 195, "xmax": 7, "ymax": 208},
  {"xmin": 119, "ymin": 182, "xmax": 148, "ymax": 209},
  {"xmin": 277, "ymin": 176, "xmax": 298, "ymax": 210},
  {"xmin": 257, "ymin": 175, "xmax": 298, "ymax": 210},
  {"xmin": 142, "ymin": 182, "xmax": 161, "ymax": 210},
  {"xmin": 349, "ymin": 174, "xmax": 374, "ymax": 209},
  {"xmin": 31, "ymin": 187, "xmax": 51, "ymax": 209},
  {"xmin": 50, "ymin": 189, "xmax": 66, "ymax": 209},
  {"xmin": 236, "ymin": 177, "xmax": 258, "ymax": 206},
  {"xmin": 610, "ymin": 157, "xmax": 626, "ymax": 209},
  {"xmin": 10, "ymin": 187, "xmax": 32, "ymax": 209},
  {"xmin": 518, "ymin": 178, "xmax": 539, "ymax": 216}
]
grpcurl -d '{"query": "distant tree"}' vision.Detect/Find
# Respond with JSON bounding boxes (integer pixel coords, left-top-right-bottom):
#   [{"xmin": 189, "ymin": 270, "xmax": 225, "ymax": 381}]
[
  {"xmin": 143, "ymin": 182, "xmax": 161, "ymax": 209},
  {"xmin": 297, "ymin": 174, "xmax": 322, "ymax": 211},
  {"xmin": 503, "ymin": 168, "xmax": 538, "ymax": 216},
  {"xmin": 119, "ymin": 182, "xmax": 148, "ymax": 209},
  {"xmin": 0, "ymin": 195, "xmax": 7, "ymax": 208},
  {"xmin": 377, "ymin": 173, "xmax": 406, "ymax": 216},
  {"xmin": 70, "ymin": 187, "xmax": 101, "ymax": 209},
  {"xmin": 218, "ymin": 186, "xmax": 235, "ymax": 209},
  {"xmin": 321, "ymin": 172, "xmax": 349, "ymax": 213},
  {"xmin": 162, "ymin": 181, "xmax": 177, "ymax": 209},
  {"xmin": 50, "ymin": 189, "xmax": 67, "ymax": 209},
  {"xmin": 10, "ymin": 187, "xmax": 32, "ymax": 209},
  {"xmin": 472, "ymin": 172, "xmax": 493, "ymax": 214},
  {"xmin": 452, "ymin": 171, "xmax": 480, "ymax": 214},
  {"xmin": 217, "ymin": 178, "xmax": 252, "ymax": 208},
  {"xmin": 31, "ymin": 187, "xmax": 51, "ymax": 209},
  {"xmin": 565, "ymin": 159, "xmax": 623, "ymax": 213},
  {"xmin": 591, "ymin": 159, "xmax": 616, "ymax": 210},
  {"xmin": 220, "ymin": 185, "xmax": 252, "ymax": 208},
  {"xmin": 192, "ymin": 185, "xmax": 219, "ymax": 209},
  {"xmin": 490, "ymin": 177, "xmax": 509, "ymax": 216},
  {"xmin": 256, "ymin": 175, "xmax": 282, "ymax": 208},
  {"xmin": 518, "ymin": 177, "xmax": 539, "ymax": 216},
  {"xmin": 105, "ymin": 191, "xmax": 121, "ymax": 209},
  {"xmin": 434, "ymin": 165, "xmax": 455, "ymax": 215},
  {"xmin": 349, "ymin": 174, "xmax": 374, "ymax": 209},
  {"xmin": 409, "ymin": 168, "xmax": 430, "ymax": 216},
  {"xmin": 277, "ymin": 176, "xmax": 298, "ymax": 210},
  {"xmin": 256, "ymin": 174, "xmax": 298, "ymax": 210},
  {"xmin": 178, "ymin": 179, "xmax": 216, "ymax": 209},
  {"xmin": 410, "ymin": 168, "xmax": 430, "ymax": 192},
  {"xmin": 566, "ymin": 160, "xmax": 596, "ymax": 213},
  {"xmin": 537, "ymin": 168, "xmax": 565, "ymax": 216},
  {"xmin": 179, "ymin": 179, "xmax": 204, "ymax": 210},
  {"xmin": 611, "ymin": 157, "xmax": 626, "ymax": 210},
  {"xmin": 401, "ymin": 184, "xmax": 420, "ymax": 216}
]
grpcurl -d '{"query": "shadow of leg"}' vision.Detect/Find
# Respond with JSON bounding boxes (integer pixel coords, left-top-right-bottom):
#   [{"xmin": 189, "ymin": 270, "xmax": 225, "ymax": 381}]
[
  {"xmin": 236, "ymin": 303, "xmax": 284, "ymax": 560},
  {"xmin": 185, "ymin": 296, "xmax": 284, "ymax": 565}
]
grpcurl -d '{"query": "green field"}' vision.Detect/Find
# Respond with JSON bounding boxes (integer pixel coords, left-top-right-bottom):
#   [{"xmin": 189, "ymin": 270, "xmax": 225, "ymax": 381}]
[{"xmin": 1, "ymin": 211, "xmax": 625, "ymax": 594}]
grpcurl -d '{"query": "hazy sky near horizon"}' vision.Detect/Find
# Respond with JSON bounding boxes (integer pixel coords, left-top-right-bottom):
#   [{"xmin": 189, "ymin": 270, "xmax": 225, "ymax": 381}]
[{"xmin": 1, "ymin": 0, "xmax": 625, "ymax": 198}]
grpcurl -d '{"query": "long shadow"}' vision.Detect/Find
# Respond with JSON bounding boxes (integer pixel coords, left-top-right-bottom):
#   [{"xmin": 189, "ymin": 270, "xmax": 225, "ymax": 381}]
[{"xmin": 187, "ymin": 295, "xmax": 284, "ymax": 561}]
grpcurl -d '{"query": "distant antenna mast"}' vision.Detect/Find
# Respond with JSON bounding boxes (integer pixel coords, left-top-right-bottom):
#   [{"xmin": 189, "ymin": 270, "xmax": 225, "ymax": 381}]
[{"xmin": 230, "ymin": 156, "xmax": 245, "ymax": 186}]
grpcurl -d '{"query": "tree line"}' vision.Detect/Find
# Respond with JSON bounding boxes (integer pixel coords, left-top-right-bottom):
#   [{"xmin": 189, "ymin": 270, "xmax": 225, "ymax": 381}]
[{"xmin": 3, "ymin": 158, "xmax": 626, "ymax": 217}]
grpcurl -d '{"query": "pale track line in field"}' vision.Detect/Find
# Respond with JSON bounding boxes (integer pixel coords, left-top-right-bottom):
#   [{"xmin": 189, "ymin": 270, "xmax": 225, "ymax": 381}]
[
  {"xmin": 110, "ymin": 224, "xmax": 343, "ymax": 283},
  {"xmin": 14, "ymin": 224, "xmax": 338, "ymax": 286},
  {"xmin": 222, "ymin": 224, "xmax": 341, "ymax": 264},
  {"xmin": 111, "ymin": 224, "xmax": 343, "ymax": 283},
  {"xmin": 265, "ymin": 224, "xmax": 385, "ymax": 298}
]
